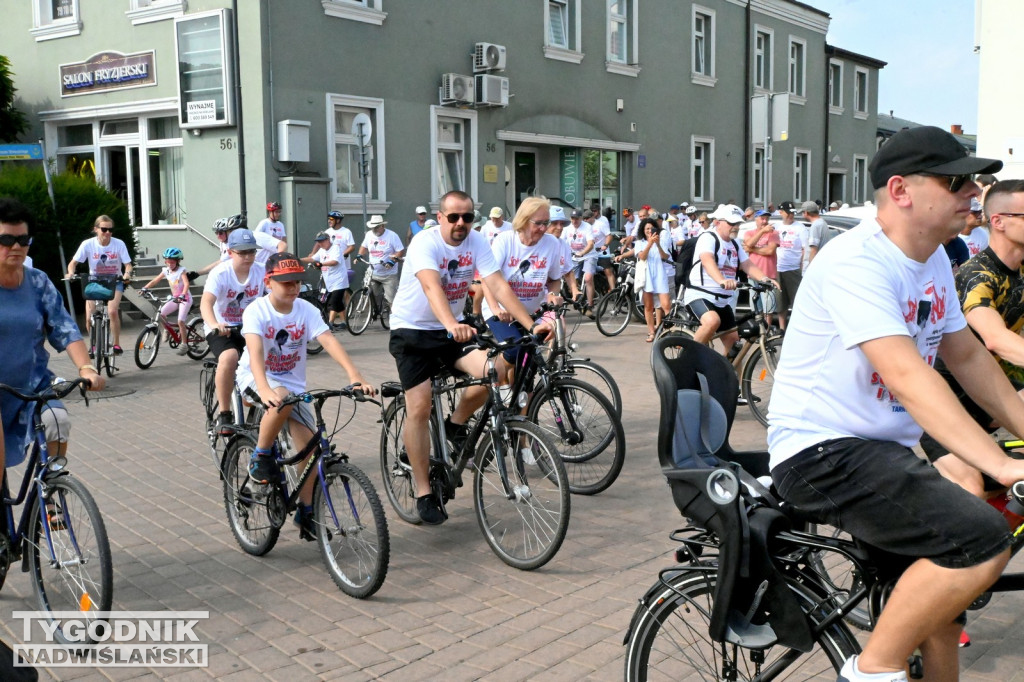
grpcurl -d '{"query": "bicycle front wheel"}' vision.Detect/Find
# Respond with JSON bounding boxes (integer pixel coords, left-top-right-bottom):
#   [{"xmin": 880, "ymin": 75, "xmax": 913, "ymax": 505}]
[
  {"xmin": 378, "ymin": 396, "xmax": 422, "ymax": 524},
  {"xmin": 380, "ymin": 300, "xmax": 390, "ymax": 330},
  {"xmin": 222, "ymin": 435, "xmax": 280, "ymax": 556},
  {"xmin": 740, "ymin": 336, "xmax": 782, "ymax": 428},
  {"xmin": 91, "ymin": 321, "xmax": 104, "ymax": 375},
  {"xmin": 565, "ymin": 359, "xmax": 621, "ymax": 417},
  {"xmin": 314, "ymin": 461, "xmax": 390, "ymax": 599},
  {"xmin": 186, "ymin": 318, "xmax": 210, "ymax": 360},
  {"xmin": 27, "ymin": 475, "xmax": 113, "ymax": 645},
  {"xmin": 134, "ymin": 325, "xmax": 160, "ymax": 369},
  {"xmin": 346, "ymin": 289, "xmax": 372, "ymax": 335},
  {"xmin": 623, "ymin": 571, "xmax": 857, "ymax": 682},
  {"xmin": 528, "ymin": 378, "xmax": 625, "ymax": 495},
  {"xmin": 595, "ymin": 289, "xmax": 632, "ymax": 337},
  {"xmin": 473, "ymin": 420, "xmax": 570, "ymax": 570}
]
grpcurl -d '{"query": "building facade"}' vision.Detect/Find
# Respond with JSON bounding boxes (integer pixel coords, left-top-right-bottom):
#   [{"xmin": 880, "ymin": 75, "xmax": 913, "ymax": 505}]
[
  {"xmin": 6, "ymin": 0, "xmax": 883, "ymax": 259},
  {"xmin": 975, "ymin": 0, "xmax": 1024, "ymax": 178}
]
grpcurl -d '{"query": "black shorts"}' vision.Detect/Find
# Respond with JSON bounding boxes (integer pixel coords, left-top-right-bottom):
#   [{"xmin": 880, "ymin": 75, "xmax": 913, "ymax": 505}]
[
  {"xmin": 772, "ymin": 437, "xmax": 1011, "ymax": 570},
  {"xmin": 777, "ymin": 269, "xmax": 802, "ymax": 315},
  {"xmin": 207, "ymin": 329, "xmax": 245, "ymax": 358},
  {"xmin": 326, "ymin": 289, "xmax": 347, "ymax": 313},
  {"xmin": 389, "ymin": 328, "xmax": 477, "ymax": 389},
  {"xmin": 686, "ymin": 298, "xmax": 736, "ymax": 332}
]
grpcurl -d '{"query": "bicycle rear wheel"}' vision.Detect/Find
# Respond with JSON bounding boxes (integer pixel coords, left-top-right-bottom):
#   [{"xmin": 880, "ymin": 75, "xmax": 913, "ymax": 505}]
[
  {"xmin": 186, "ymin": 318, "xmax": 210, "ymax": 360},
  {"xmin": 564, "ymin": 359, "xmax": 621, "ymax": 417},
  {"xmin": 27, "ymin": 475, "xmax": 113, "ymax": 645},
  {"xmin": 222, "ymin": 435, "xmax": 280, "ymax": 556},
  {"xmin": 595, "ymin": 289, "xmax": 632, "ymax": 337},
  {"xmin": 134, "ymin": 325, "xmax": 160, "ymax": 369},
  {"xmin": 380, "ymin": 300, "xmax": 390, "ymax": 330},
  {"xmin": 315, "ymin": 461, "xmax": 390, "ymax": 599},
  {"xmin": 805, "ymin": 523, "xmax": 872, "ymax": 631},
  {"xmin": 740, "ymin": 336, "xmax": 782, "ymax": 428},
  {"xmin": 473, "ymin": 420, "xmax": 570, "ymax": 570},
  {"xmin": 346, "ymin": 289, "xmax": 372, "ymax": 335},
  {"xmin": 623, "ymin": 571, "xmax": 857, "ymax": 681},
  {"xmin": 528, "ymin": 378, "xmax": 625, "ymax": 495},
  {"xmin": 378, "ymin": 397, "xmax": 422, "ymax": 524}
]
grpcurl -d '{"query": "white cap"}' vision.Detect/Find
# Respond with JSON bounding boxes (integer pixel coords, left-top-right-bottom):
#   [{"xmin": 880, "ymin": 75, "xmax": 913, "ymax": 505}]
[
  {"xmin": 424, "ymin": 219, "xmax": 439, "ymax": 228},
  {"xmin": 665, "ymin": 214, "xmax": 679, "ymax": 223},
  {"xmin": 489, "ymin": 206, "xmax": 504, "ymax": 219},
  {"xmin": 549, "ymin": 206, "xmax": 568, "ymax": 222},
  {"xmin": 970, "ymin": 197, "xmax": 983, "ymax": 212},
  {"xmin": 685, "ymin": 205, "xmax": 697, "ymax": 214},
  {"xmin": 415, "ymin": 205, "xmax": 428, "ymax": 214},
  {"xmin": 709, "ymin": 204, "xmax": 746, "ymax": 225}
]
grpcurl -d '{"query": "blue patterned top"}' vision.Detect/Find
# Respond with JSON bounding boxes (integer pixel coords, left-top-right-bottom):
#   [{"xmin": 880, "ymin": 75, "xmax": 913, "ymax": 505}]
[{"xmin": 0, "ymin": 267, "xmax": 82, "ymax": 465}]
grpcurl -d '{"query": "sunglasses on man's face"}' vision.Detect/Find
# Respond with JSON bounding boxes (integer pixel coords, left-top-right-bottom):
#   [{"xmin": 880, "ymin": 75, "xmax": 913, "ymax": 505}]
[
  {"xmin": 445, "ymin": 212, "xmax": 476, "ymax": 224},
  {"xmin": 98, "ymin": 227, "xmax": 113, "ymax": 233},
  {"xmin": 918, "ymin": 173, "xmax": 974, "ymax": 194},
  {"xmin": 0, "ymin": 234, "xmax": 32, "ymax": 247}
]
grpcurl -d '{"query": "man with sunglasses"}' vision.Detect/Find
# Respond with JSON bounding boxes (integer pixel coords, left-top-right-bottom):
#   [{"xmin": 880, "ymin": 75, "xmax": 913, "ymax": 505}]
[
  {"xmin": 68, "ymin": 215, "xmax": 134, "ymax": 356},
  {"xmin": 767, "ymin": 126, "xmax": 1024, "ymax": 682},
  {"xmin": 388, "ymin": 190, "xmax": 550, "ymax": 526}
]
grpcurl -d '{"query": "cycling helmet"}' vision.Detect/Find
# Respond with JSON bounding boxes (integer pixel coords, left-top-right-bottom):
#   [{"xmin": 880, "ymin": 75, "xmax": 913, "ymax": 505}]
[
  {"xmin": 328, "ymin": 211, "xmax": 343, "ymax": 220},
  {"xmin": 212, "ymin": 218, "xmax": 229, "ymax": 233},
  {"xmin": 213, "ymin": 214, "xmax": 246, "ymax": 233},
  {"xmin": 162, "ymin": 247, "xmax": 183, "ymax": 260},
  {"xmin": 266, "ymin": 201, "xmax": 282, "ymax": 212}
]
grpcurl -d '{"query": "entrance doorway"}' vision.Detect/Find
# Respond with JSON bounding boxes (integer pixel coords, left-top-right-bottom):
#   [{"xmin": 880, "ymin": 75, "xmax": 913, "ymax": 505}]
[
  {"xmin": 827, "ymin": 172, "xmax": 846, "ymax": 208},
  {"xmin": 512, "ymin": 149, "xmax": 537, "ymax": 210},
  {"xmin": 104, "ymin": 146, "xmax": 142, "ymax": 225}
]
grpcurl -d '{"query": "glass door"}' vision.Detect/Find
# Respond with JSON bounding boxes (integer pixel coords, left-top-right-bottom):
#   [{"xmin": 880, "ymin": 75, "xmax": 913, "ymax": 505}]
[{"xmin": 104, "ymin": 146, "xmax": 142, "ymax": 226}]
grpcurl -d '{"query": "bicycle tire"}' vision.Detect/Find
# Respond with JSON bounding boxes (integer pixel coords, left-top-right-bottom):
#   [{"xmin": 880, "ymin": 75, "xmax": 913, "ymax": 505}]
[
  {"xmin": 27, "ymin": 475, "xmax": 113, "ymax": 645},
  {"xmin": 380, "ymin": 300, "xmax": 390, "ymax": 330},
  {"xmin": 186, "ymin": 317, "xmax": 210, "ymax": 360},
  {"xmin": 222, "ymin": 435, "xmax": 280, "ymax": 556},
  {"xmin": 740, "ymin": 337, "xmax": 781, "ymax": 428},
  {"xmin": 631, "ymin": 289, "xmax": 646, "ymax": 323},
  {"xmin": 346, "ymin": 289, "xmax": 372, "ymax": 335},
  {"xmin": 527, "ymin": 378, "xmax": 625, "ymax": 495},
  {"xmin": 595, "ymin": 289, "xmax": 632, "ymax": 337},
  {"xmin": 378, "ymin": 397, "xmax": 422, "ymax": 524},
  {"xmin": 307, "ymin": 330, "xmax": 325, "ymax": 356},
  {"xmin": 91, "ymin": 321, "xmax": 103, "ymax": 375},
  {"xmin": 134, "ymin": 325, "xmax": 160, "ymax": 369},
  {"xmin": 314, "ymin": 461, "xmax": 390, "ymax": 599},
  {"xmin": 103, "ymin": 350, "xmax": 116, "ymax": 378},
  {"xmin": 805, "ymin": 523, "xmax": 873, "ymax": 631},
  {"xmin": 473, "ymin": 420, "xmax": 570, "ymax": 570},
  {"xmin": 623, "ymin": 571, "xmax": 857, "ymax": 682},
  {"xmin": 565, "ymin": 359, "xmax": 622, "ymax": 418}
]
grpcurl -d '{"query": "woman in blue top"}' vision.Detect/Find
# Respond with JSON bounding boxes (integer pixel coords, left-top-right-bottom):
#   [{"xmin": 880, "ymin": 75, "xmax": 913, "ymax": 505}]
[{"xmin": 0, "ymin": 197, "xmax": 105, "ymax": 473}]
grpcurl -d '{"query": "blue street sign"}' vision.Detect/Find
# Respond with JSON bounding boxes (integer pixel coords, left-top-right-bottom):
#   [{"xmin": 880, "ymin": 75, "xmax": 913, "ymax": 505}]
[{"xmin": 0, "ymin": 144, "xmax": 44, "ymax": 161}]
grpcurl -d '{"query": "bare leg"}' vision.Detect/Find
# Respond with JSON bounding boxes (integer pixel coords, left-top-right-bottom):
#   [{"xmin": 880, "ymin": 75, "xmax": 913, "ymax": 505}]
[
  {"xmin": 402, "ymin": 381, "xmax": 434, "ymax": 497},
  {"xmin": 109, "ymin": 291, "xmax": 123, "ymax": 346},
  {"xmin": 693, "ymin": 309, "xmax": 722, "ymax": 345},
  {"xmin": 286, "ymin": 419, "xmax": 316, "ymax": 505},
  {"xmin": 215, "ymin": 349, "xmax": 240, "ymax": 414}
]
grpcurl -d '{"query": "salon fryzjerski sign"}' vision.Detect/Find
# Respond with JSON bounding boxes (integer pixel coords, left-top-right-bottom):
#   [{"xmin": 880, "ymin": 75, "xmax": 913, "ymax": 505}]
[{"xmin": 60, "ymin": 51, "xmax": 156, "ymax": 98}]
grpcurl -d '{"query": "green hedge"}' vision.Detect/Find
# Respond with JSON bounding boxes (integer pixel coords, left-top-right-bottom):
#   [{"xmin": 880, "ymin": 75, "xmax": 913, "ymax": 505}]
[{"xmin": 0, "ymin": 164, "xmax": 133, "ymax": 304}]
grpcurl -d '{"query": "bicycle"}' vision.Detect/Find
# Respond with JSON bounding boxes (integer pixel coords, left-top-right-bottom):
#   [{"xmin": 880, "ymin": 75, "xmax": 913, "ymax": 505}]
[
  {"xmin": 594, "ymin": 257, "xmax": 646, "ymax": 337},
  {"xmin": 134, "ymin": 288, "xmax": 209, "ymax": 369},
  {"xmin": 299, "ymin": 267, "xmax": 329, "ymax": 355},
  {"xmin": 346, "ymin": 255, "xmax": 391, "ymax": 335},
  {"xmin": 541, "ymin": 300, "xmax": 623, "ymax": 417},
  {"xmin": 378, "ymin": 332, "xmax": 570, "ymax": 570},
  {"xmin": 198, "ymin": 341, "xmax": 247, "ymax": 466},
  {"xmin": 68, "ymin": 274, "xmax": 123, "ymax": 378},
  {"xmin": 220, "ymin": 386, "xmax": 390, "ymax": 598},
  {"xmin": 0, "ymin": 379, "xmax": 113, "ymax": 644}
]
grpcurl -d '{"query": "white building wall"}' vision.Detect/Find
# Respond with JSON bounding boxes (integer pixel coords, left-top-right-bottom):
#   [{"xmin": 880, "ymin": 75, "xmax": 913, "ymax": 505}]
[{"xmin": 976, "ymin": 0, "xmax": 1024, "ymax": 177}]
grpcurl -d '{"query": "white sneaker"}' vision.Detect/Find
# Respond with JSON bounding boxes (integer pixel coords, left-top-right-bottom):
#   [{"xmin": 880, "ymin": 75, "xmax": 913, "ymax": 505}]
[
  {"xmin": 176, "ymin": 344, "xmax": 189, "ymax": 355},
  {"xmin": 837, "ymin": 656, "xmax": 908, "ymax": 682},
  {"xmin": 521, "ymin": 447, "xmax": 537, "ymax": 466}
]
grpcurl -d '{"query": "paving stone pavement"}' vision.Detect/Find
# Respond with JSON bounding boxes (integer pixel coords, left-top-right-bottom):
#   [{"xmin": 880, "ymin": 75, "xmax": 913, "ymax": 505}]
[{"xmin": 4, "ymin": 315, "xmax": 1024, "ymax": 681}]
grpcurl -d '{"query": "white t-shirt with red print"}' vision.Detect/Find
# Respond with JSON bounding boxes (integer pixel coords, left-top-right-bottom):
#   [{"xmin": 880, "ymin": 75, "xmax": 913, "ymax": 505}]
[
  {"xmin": 481, "ymin": 231, "xmax": 563, "ymax": 319},
  {"xmin": 683, "ymin": 231, "xmax": 747, "ymax": 307},
  {"xmin": 202, "ymin": 261, "xmax": 266, "ymax": 334},
  {"xmin": 72, "ymin": 237, "xmax": 132, "ymax": 276},
  {"xmin": 390, "ymin": 229, "xmax": 499, "ymax": 331},
  {"xmin": 236, "ymin": 296, "xmax": 330, "ymax": 394},
  {"xmin": 360, "ymin": 228, "xmax": 404, "ymax": 277}
]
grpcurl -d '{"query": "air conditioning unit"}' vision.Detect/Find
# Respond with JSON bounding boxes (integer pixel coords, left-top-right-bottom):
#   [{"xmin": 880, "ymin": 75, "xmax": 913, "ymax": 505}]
[
  {"xmin": 475, "ymin": 74, "xmax": 509, "ymax": 107},
  {"xmin": 473, "ymin": 42, "xmax": 507, "ymax": 73},
  {"xmin": 440, "ymin": 73, "xmax": 475, "ymax": 104}
]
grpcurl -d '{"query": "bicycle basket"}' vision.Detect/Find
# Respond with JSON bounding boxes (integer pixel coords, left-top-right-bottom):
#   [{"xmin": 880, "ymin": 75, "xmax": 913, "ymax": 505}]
[{"xmin": 83, "ymin": 275, "xmax": 118, "ymax": 301}]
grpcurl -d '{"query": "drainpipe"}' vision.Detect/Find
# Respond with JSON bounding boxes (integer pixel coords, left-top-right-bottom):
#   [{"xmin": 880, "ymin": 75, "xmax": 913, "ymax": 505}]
[
  {"xmin": 743, "ymin": 0, "xmax": 752, "ymax": 207},
  {"xmin": 231, "ymin": 0, "xmax": 247, "ymax": 220},
  {"xmin": 823, "ymin": 47, "xmax": 831, "ymax": 205}
]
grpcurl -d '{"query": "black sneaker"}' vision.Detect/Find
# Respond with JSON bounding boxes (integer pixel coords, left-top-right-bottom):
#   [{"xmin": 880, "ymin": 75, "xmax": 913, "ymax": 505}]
[
  {"xmin": 444, "ymin": 417, "xmax": 470, "ymax": 454},
  {"xmin": 293, "ymin": 506, "xmax": 316, "ymax": 542},
  {"xmin": 248, "ymin": 453, "xmax": 278, "ymax": 484},
  {"xmin": 217, "ymin": 412, "xmax": 234, "ymax": 436},
  {"xmin": 416, "ymin": 493, "xmax": 446, "ymax": 525}
]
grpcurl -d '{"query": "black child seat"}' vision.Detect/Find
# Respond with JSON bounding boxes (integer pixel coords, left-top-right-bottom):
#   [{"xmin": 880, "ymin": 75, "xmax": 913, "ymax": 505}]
[{"xmin": 649, "ymin": 334, "xmax": 813, "ymax": 652}]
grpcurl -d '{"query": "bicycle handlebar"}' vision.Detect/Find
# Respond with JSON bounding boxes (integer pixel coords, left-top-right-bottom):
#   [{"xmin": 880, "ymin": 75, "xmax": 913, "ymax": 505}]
[
  {"xmin": 0, "ymin": 378, "xmax": 91, "ymax": 404},
  {"xmin": 686, "ymin": 279, "xmax": 776, "ymax": 300},
  {"xmin": 276, "ymin": 385, "xmax": 380, "ymax": 409}
]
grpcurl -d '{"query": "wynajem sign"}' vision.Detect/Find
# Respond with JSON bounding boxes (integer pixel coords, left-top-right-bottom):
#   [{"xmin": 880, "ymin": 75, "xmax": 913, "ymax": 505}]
[{"xmin": 60, "ymin": 51, "xmax": 156, "ymax": 98}]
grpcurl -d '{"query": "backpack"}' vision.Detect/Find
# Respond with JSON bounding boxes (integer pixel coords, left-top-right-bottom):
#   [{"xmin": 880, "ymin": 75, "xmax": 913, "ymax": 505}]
[{"xmin": 674, "ymin": 231, "xmax": 721, "ymax": 289}]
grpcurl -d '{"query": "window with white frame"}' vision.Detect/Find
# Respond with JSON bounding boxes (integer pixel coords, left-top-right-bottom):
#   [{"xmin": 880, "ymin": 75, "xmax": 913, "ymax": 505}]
[
  {"xmin": 829, "ymin": 59, "xmax": 843, "ymax": 113},
  {"xmin": 854, "ymin": 67, "xmax": 869, "ymax": 118},
  {"xmin": 606, "ymin": 0, "xmax": 639, "ymax": 76},
  {"xmin": 327, "ymin": 94, "xmax": 386, "ymax": 210},
  {"xmin": 752, "ymin": 145, "xmax": 766, "ymax": 204},
  {"xmin": 430, "ymin": 106, "xmax": 478, "ymax": 204},
  {"xmin": 794, "ymin": 149, "xmax": 810, "ymax": 202},
  {"xmin": 692, "ymin": 136, "xmax": 715, "ymax": 203},
  {"xmin": 788, "ymin": 38, "xmax": 806, "ymax": 100},
  {"xmin": 754, "ymin": 28, "xmax": 772, "ymax": 91},
  {"xmin": 31, "ymin": 0, "xmax": 81, "ymax": 41},
  {"xmin": 127, "ymin": 0, "xmax": 186, "ymax": 25},
  {"xmin": 692, "ymin": 7, "xmax": 716, "ymax": 85},
  {"xmin": 322, "ymin": 0, "xmax": 387, "ymax": 26},
  {"xmin": 853, "ymin": 155, "xmax": 868, "ymax": 204},
  {"xmin": 544, "ymin": 0, "xmax": 582, "ymax": 62}
]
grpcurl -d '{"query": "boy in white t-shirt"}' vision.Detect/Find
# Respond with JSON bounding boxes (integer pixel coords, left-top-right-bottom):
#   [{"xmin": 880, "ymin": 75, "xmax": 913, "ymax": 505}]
[
  {"xmin": 303, "ymin": 232, "xmax": 348, "ymax": 330},
  {"xmin": 239, "ymin": 253, "xmax": 373, "ymax": 539},
  {"xmin": 254, "ymin": 201, "xmax": 287, "ymax": 265}
]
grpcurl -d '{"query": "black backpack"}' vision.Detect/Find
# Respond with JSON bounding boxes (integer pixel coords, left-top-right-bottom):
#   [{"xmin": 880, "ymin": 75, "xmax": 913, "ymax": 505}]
[{"xmin": 674, "ymin": 231, "xmax": 721, "ymax": 288}]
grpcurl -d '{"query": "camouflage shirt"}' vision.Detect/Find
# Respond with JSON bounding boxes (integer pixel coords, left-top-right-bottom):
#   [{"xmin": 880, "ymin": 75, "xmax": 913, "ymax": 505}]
[{"xmin": 956, "ymin": 247, "xmax": 1024, "ymax": 387}]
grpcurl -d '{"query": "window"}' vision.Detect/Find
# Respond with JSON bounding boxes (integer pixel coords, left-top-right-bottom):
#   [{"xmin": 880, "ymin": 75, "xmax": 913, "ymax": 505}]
[
  {"xmin": 691, "ymin": 136, "xmax": 715, "ymax": 202},
  {"xmin": 788, "ymin": 38, "xmax": 806, "ymax": 101},
  {"xmin": 175, "ymin": 10, "xmax": 234, "ymax": 128},
  {"xmin": 31, "ymin": 0, "xmax": 81, "ymax": 41},
  {"xmin": 606, "ymin": 0, "xmax": 639, "ymax": 76},
  {"xmin": 692, "ymin": 7, "xmax": 716, "ymax": 86},
  {"xmin": 794, "ymin": 149, "xmax": 811, "ymax": 202},
  {"xmin": 853, "ymin": 155, "xmax": 868, "ymax": 204},
  {"xmin": 754, "ymin": 28, "xmax": 772, "ymax": 91},
  {"xmin": 544, "ymin": 0, "xmax": 582, "ymax": 63},
  {"xmin": 127, "ymin": 0, "xmax": 186, "ymax": 25},
  {"xmin": 328, "ymin": 95, "xmax": 386, "ymax": 212},
  {"xmin": 322, "ymin": 0, "xmax": 387, "ymax": 25},
  {"xmin": 430, "ymin": 106, "xmax": 478, "ymax": 205},
  {"xmin": 752, "ymin": 145, "xmax": 765, "ymax": 204},
  {"xmin": 829, "ymin": 59, "xmax": 844, "ymax": 113},
  {"xmin": 854, "ymin": 67, "xmax": 869, "ymax": 118}
]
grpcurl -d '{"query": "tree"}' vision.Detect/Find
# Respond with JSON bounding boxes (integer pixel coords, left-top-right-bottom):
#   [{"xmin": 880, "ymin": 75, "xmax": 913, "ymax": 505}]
[{"xmin": 0, "ymin": 55, "xmax": 28, "ymax": 143}]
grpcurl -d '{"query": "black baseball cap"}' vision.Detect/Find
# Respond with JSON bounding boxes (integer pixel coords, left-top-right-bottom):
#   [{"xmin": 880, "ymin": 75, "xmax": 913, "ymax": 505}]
[
  {"xmin": 869, "ymin": 126, "xmax": 1002, "ymax": 190},
  {"xmin": 778, "ymin": 201, "xmax": 795, "ymax": 214}
]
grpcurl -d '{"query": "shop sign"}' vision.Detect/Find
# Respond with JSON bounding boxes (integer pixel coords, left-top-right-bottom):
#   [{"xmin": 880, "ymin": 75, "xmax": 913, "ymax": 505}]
[
  {"xmin": 60, "ymin": 51, "xmax": 156, "ymax": 98},
  {"xmin": 186, "ymin": 101, "xmax": 217, "ymax": 124},
  {"xmin": 559, "ymin": 148, "xmax": 580, "ymax": 206}
]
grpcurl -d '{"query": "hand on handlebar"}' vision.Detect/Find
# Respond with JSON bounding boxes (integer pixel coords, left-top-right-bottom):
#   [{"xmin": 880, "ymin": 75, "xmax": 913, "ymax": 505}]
[
  {"xmin": 349, "ymin": 381, "xmax": 377, "ymax": 398},
  {"xmin": 82, "ymin": 373, "xmax": 106, "ymax": 392},
  {"xmin": 258, "ymin": 386, "xmax": 282, "ymax": 409},
  {"xmin": 495, "ymin": 309, "xmax": 514, "ymax": 323},
  {"xmin": 447, "ymin": 323, "xmax": 477, "ymax": 343},
  {"xmin": 531, "ymin": 320, "xmax": 554, "ymax": 342},
  {"xmin": 721, "ymin": 279, "xmax": 738, "ymax": 291}
]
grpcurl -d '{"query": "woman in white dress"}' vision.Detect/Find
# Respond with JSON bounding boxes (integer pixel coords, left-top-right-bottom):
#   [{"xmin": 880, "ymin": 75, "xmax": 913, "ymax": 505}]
[{"xmin": 617, "ymin": 218, "xmax": 671, "ymax": 342}]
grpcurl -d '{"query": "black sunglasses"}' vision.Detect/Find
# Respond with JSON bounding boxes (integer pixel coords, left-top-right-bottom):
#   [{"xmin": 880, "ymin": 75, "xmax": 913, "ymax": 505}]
[
  {"xmin": 98, "ymin": 227, "xmax": 114, "ymax": 233},
  {"xmin": 0, "ymin": 234, "xmax": 32, "ymax": 247},
  {"xmin": 918, "ymin": 172, "xmax": 974, "ymax": 193},
  {"xmin": 445, "ymin": 212, "xmax": 476, "ymax": 224}
]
